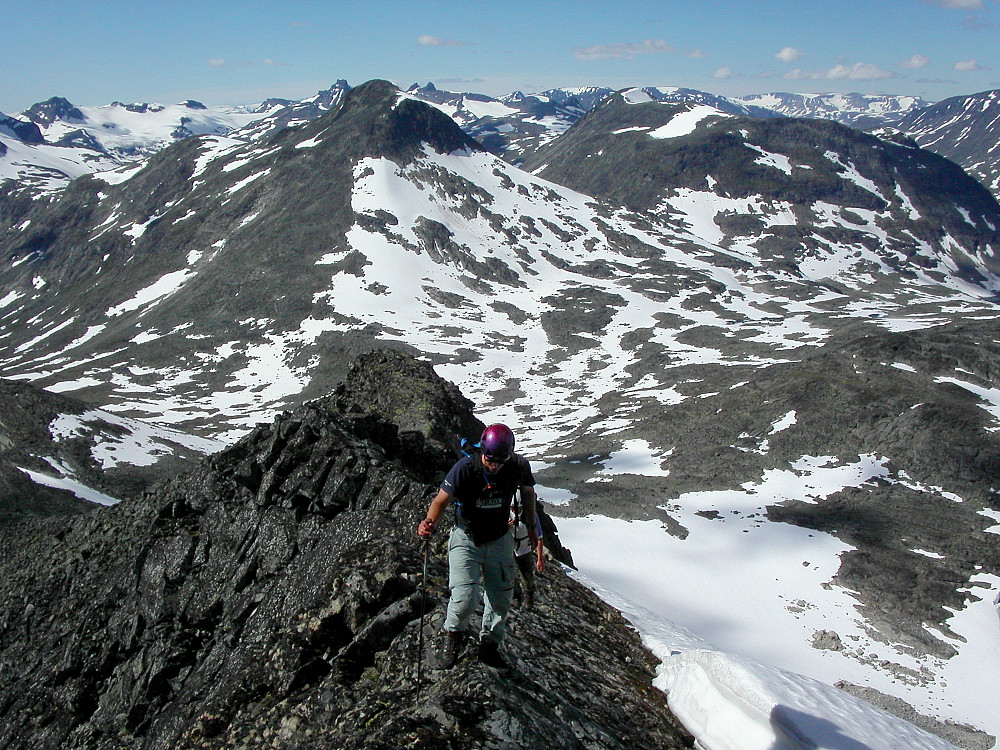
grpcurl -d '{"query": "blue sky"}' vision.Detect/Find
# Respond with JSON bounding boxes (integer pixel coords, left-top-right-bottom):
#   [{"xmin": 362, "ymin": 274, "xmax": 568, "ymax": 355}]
[{"xmin": 4, "ymin": 0, "xmax": 1000, "ymax": 113}]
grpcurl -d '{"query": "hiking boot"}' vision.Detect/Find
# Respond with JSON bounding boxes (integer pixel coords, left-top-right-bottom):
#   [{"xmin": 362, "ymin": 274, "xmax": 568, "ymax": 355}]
[
  {"xmin": 440, "ymin": 630, "xmax": 465, "ymax": 670},
  {"xmin": 477, "ymin": 640, "xmax": 509, "ymax": 671},
  {"xmin": 523, "ymin": 590, "xmax": 534, "ymax": 611}
]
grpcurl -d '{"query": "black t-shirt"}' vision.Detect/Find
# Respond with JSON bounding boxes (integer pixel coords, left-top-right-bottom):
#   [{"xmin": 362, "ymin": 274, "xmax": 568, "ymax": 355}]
[{"xmin": 441, "ymin": 453, "xmax": 535, "ymax": 545}]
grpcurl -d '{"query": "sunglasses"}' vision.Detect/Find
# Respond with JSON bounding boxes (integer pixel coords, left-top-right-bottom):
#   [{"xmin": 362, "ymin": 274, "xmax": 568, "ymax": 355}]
[{"xmin": 483, "ymin": 454, "xmax": 509, "ymax": 466}]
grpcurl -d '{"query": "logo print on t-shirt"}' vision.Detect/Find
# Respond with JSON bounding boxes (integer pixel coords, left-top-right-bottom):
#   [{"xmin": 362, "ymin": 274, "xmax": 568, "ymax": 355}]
[{"xmin": 478, "ymin": 472, "xmax": 506, "ymax": 510}]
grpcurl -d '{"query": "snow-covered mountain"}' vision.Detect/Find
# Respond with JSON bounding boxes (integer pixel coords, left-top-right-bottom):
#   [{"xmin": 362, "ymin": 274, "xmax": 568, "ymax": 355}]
[
  {"xmin": 523, "ymin": 87, "xmax": 1000, "ymax": 286},
  {"xmin": 7, "ymin": 79, "xmax": 1000, "ymax": 203},
  {"xmin": 737, "ymin": 91, "xmax": 929, "ymax": 128},
  {"xmin": 400, "ymin": 82, "xmax": 601, "ymax": 164},
  {"xmin": 231, "ymin": 79, "xmax": 351, "ymax": 141},
  {"xmin": 0, "ymin": 95, "xmax": 285, "ymax": 193},
  {"xmin": 732, "ymin": 90, "xmax": 1000, "ymax": 205},
  {"xmin": 633, "ymin": 85, "xmax": 785, "ymax": 118},
  {"xmin": 404, "ymin": 84, "xmax": 780, "ymax": 165},
  {"xmin": 2, "ymin": 79, "xmax": 1000, "ymax": 748},
  {"xmin": 0, "ymin": 128, "xmax": 120, "ymax": 194},
  {"xmin": 22, "ymin": 96, "xmax": 279, "ymax": 159}
]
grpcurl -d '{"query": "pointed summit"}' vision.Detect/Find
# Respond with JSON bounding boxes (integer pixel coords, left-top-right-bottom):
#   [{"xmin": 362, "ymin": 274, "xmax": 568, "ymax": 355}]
[{"xmin": 304, "ymin": 79, "xmax": 482, "ymax": 161}]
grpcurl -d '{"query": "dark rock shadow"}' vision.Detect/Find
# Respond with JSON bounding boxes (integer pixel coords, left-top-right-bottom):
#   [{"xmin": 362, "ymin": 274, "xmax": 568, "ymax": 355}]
[{"xmin": 770, "ymin": 704, "xmax": 873, "ymax": 750}]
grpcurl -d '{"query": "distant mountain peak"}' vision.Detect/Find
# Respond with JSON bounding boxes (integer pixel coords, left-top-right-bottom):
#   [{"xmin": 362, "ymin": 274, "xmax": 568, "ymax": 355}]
[
  {"xmin": 110, "ymin": 101, "xmax": 166, "ymax": 114},
  {"xmin": 22, "ymin": 96, "xmax": 85, "ymax": 126},
  {"xmin": 893, "ymin": 88, "xmax": 1000, "ymax": 196}
]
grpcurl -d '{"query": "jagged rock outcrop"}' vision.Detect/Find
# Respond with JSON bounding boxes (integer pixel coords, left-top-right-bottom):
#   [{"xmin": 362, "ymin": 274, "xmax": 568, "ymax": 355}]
[
  {"xmin": 0, "ymin": 350, "xmax": 691, "ymax": 749},
  {"xmin": 328, "ymin": 349, "xmax": 485, "ymax": 483}
]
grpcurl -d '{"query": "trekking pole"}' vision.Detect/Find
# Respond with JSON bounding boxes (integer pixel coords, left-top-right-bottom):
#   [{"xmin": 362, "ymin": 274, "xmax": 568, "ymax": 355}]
[{"xmin": 416, "ymin": 536, "xmax": 429, "ymax": 704}]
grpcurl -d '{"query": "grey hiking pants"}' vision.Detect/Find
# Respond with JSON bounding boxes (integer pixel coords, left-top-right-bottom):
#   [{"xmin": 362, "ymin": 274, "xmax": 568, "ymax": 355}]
[{"xmin": 444, "ymin": 525, "xmax": 516, "ymax": 644}]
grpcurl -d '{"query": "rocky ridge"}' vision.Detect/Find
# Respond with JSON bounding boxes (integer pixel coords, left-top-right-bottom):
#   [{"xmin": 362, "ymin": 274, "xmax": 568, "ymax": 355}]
[{"xmin": 0, "ymin": 349, "xmax": 690, "ymax": 749}]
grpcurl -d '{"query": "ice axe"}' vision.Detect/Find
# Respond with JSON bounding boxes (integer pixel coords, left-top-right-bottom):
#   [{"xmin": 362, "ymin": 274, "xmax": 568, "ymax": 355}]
[{"xmin": 415, "ymin": 536, "xmax": 429, "ymax": 704}]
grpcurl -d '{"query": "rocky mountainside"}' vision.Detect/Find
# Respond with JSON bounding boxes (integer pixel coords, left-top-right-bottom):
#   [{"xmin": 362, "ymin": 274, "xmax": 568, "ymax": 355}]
[
  {"xmin": 0, "ymin": 80, "xmax": 483, "ymax": 438},
  {"xmin": 0, "ymin": 379, "xmax": 103, "ymax": 519},
  {"xmin": 0, "ymin": 378, "xmax": 221, "ymax": 521},
  {"xmin": 0, "ymin": 113, "xmax": 44, "ymax": 145},
  {"xmin": 3, "ymin": 78, "xmax": 1000, "ymax": 739},
  {"xmin": 892, "ymin": 89, "xmax": 1000, "ymax": 198},
  {"xmin": 522, "ymin": 87, "xmax": 1000, "ymax": 287},
  {"xmin": 0, "ymin": 349, "xmax": 691, "ymax": 750},
  {"xmin": 9, "ymin": 79, "xmax": 1000, "ymax": 207}
]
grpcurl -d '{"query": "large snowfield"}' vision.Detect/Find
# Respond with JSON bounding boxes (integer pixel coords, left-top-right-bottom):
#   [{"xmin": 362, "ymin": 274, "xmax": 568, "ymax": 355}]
[{"xmin": 544, "ymin": 440, "xmax": 1000, "ymax": 750}]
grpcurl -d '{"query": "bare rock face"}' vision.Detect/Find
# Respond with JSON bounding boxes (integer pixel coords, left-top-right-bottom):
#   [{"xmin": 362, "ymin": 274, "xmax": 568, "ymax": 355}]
[
  {"xmin": 328, "ymin": 348, "xmax": 486, "ymax": 483},
  {"xmin": 0, "ymin": 350, "xmax": 692, "ymax": 749}
]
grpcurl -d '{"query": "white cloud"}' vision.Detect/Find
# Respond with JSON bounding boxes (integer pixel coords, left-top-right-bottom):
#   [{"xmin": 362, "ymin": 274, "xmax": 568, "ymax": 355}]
[
  {"xmin": 955, "ymin": 57, "xmax": 991, "ymax": 71},
  {"xmin": 776, "ymin": 47, "xmax": 803, "ymax": 63},
  {"xmin": 418, "ymin": 35, "xmax": 463, "ymax": 47},
  {"xmin": 713, "ymin": 67, "xmax": 733, "ymax": 79},
  {"xmin": 208, "ymin": 58, "xmax": 226, "ymax": 68},
  {"xmin": 784, "ymin": 68, "xmax": 818, "ymax": 81},
  {"xmin": 573, "ymin": 39, "xmax": 675, "ymax": 61},
  {"xmin": 826, "ymin": 62, "xmax": 895, "ymax": 80},
  {"xmin": 926, "ymin": 0, "xmax": 983, "ymax": 7},
  {"xmin": 962, "ymin": 14, "xmax": 1000, "ymax": 30},
  {"xmin": 900, "ymin": 54, "xmax": 930, "ymax": 69},
  {"xmin": 786, "ymin": 62, "xmax": 895, "ymax": 81}
]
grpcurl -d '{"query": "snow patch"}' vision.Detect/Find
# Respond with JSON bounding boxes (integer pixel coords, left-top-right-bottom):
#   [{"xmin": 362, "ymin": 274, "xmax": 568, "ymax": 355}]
[
  {"xmin": 16, "ymin": 466, "xmax": 121, "ymax": 506},
  {"xmin": 649, "ymin": 105, "xmax": 730, "ymax": 140}
]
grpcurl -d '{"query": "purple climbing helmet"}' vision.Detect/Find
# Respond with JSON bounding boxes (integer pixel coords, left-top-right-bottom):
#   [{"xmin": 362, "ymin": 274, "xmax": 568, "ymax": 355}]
[{"xmin": 480, "ymin": 424, "xmax": 515, "ymax": 463}]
